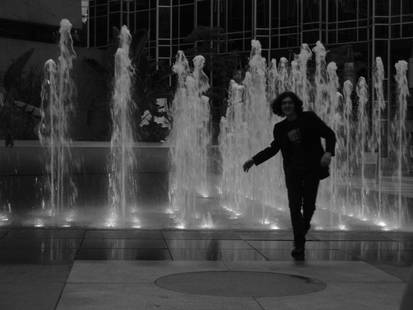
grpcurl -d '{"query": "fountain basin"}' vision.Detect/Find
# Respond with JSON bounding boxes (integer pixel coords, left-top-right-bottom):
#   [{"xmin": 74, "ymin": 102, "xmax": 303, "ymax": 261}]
[{"xmin": 0, "ymin": 141, "xmax": 170, "ymax": 174}]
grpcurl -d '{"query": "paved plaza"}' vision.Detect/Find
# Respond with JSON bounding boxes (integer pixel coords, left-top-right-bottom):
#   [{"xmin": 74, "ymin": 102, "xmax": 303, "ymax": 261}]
[{"xmin": 0, "ymin": 228, "xmax": 411, "ymax": 309}]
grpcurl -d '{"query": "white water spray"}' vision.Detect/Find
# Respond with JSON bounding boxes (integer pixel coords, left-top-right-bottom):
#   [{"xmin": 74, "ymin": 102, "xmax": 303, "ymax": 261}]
[
  {"xmin": 108, "ymin": 25, "xmax": 136, "ymax": 219},
  {"xmin": 39, "ymin": 19, "xmax": 77, "ymax": 216}
]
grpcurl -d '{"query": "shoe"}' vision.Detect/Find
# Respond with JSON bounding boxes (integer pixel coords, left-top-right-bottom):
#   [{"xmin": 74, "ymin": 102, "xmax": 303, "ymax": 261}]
[{"xmin": 291, "ymin": 246, "xmax": 305, "ymax": 261}]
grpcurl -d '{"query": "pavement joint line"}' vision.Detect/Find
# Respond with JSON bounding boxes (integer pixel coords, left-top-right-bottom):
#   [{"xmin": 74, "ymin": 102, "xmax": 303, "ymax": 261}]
[
  {"xmin": 252, "ymin": 296, "xmax": 267, "ymax": 310},
  {"xmin": 244, "ymin": 239, "xmax": 270, "ymax": 261},
  {"xmin": 221, "ymin": 258, "xmax": 231, "ymax": 270},
  {"xmin": 161, "ymin": 230, "xmax": 174, "ymax": 261},
  {"xmin": 53, "ymin": 231, "xmax": 84, "ymax": 310}
]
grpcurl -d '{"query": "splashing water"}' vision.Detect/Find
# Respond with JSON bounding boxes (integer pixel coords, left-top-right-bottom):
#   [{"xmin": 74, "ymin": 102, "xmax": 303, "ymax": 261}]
[
  {"xmin": 325, "ymin": 62, "xmax": 342, "ymax": 223},
  {"xmin": 342, "ymin": 80, "xmax": 354, "ymax": 215},
  {"xmin": 219, "ymin": 77, "xmax": 249, "ymax": 215},
  {"xmin": 267, "ymin": 59, "xmax": 279, "ymax": 101},
  {"xmin": 393, "ymin": 60, "xmax": 410, "ymax": 227},
  {"xmin": 246, "ymin": 40, "xmax": 281, "ymax": 209},
  {"xmin": 38, "ymin": 19, "xmax": 77, "ymax": 217},
  {"xmin": 290, "ymin": 59, "xmax": 300, "ymax": 94},
  {"xmin": 371, "ymin": 57, "xmax": 386, "ymax": 218},
  {"xmin": 297, "ymin": 44, "xmax": 312, "ymax": 110},
  {"xmin": 169, "ymin": 53, "xmax": 210, "ymax": 228},
  {"xmin": 218, "ymin": 40, "xmax": 411, "ymax": 230},
  {"xmin": 312, "ymin": 41, "xmax": 328, "ymax": 114},
  {"xmin": 219, "ymin": 40, "xmax": 285, "ymax": 224},
  {"xmin": 356, "ymin": 77, "xmax": 369, "ymax": 219},
  {"xmin": 277, "ymin": 57, "xmax": 289, "ymax": 93},
  {"xmin": 108, "ymin": 25, "xmax": 136, "ymax": 219}
]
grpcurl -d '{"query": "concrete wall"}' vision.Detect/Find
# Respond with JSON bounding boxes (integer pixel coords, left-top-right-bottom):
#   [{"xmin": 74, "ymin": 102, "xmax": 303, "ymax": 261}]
[{"xmin": 0, "ymin": 0, "xmax": 82, "ymax": 28}]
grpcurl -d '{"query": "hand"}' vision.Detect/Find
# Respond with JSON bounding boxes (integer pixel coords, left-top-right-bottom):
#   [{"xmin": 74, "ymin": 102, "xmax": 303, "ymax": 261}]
[
  {"xmin": 243, "ymin": 159, "xmax": 254, "ymax": 172},
  {"xmin": 320, "ymin": 152, "xmax": 332, "ymax": 167}
]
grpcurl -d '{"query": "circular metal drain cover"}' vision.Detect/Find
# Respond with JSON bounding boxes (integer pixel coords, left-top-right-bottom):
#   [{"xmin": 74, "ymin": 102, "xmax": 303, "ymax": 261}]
[{"xmin": 155, "ymin": 271, "xmax": 326, "ymax": 297}]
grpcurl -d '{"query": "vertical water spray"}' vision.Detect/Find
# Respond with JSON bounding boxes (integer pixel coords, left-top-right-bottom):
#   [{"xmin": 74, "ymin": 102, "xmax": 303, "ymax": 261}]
[
  {"xmin": 371, "ymin": 57, "xmax": 386, "ymax": 219},
  {"xmin": 290, "ymin": 59, "xmax": 300, "ymax": 94},
  {"xmin": 169, "ymin": 53, "xmax": 210, "ymax": 228},
  {"xmin": 277, "ymin": 57, "xmax": 289, "ymax": 93},
  {"xmin": 109, "ymin": 25, "xmax": 136, "ymax": 220},
  {"xmin": 191, "ymin": 55, "xmax": 211, "ymax": 197},
  {"xmin": 267, "ymin": 59, "xmax": 279, "ymax": 101},
  {"xmin": 219, "ymin": 78, "xmax": 249, "ymax": 215},
  {"xmin": 168, "ymin": 51, "xmax": 190, "ymax": 217},
  {"xmin": 342, "ymin": 80, "xmax": 354, "ymax": 214},
  {"xmin": 356, "ymin": 77, "xmax": 369, "ymax": 219},
  {"xmin": 38, "ymin": 19, "xmax": 77, "ymax": 218},
  {"xmin": 297, "ymin": 44, "xmax": 312, "ymax": 110},
  {"xmin": 326, "ymin": 62, "xmax": 342, "ymax": 223},
  {"xmin": 393, "ymin": 60, "xmax": 409, "ymax": 228},
  {"xmin": 217, "ymin": 40, "xmax": 411, "ymax": 230},
  {"xmin": 312, "ymin": 41, "xmax": 328, "ymax": 115},
  {"xmin": 246, "ymin": 41, "xmax": 273, "ymax": 208}
]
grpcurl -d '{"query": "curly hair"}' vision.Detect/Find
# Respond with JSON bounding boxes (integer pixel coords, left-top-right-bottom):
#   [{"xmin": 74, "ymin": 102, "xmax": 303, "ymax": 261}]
[{"xmin": 271, "ymin": 91, "xmax": 304, "ymax": 117}]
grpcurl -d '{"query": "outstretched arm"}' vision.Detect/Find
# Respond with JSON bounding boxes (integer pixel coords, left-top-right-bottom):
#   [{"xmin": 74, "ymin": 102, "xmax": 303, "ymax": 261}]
[
  {"xmin": 252, "ymin": 139, "xmax": 281, "ymax": 166},
  {"xmin": 243, "ymin": 139, "xmax": 280, "ymax": 172}
]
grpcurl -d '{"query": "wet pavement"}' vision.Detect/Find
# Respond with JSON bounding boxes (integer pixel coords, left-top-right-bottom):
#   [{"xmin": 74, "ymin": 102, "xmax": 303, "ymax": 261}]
[{"xmin": 0, "ymin": 228, "xmax": 411, "ymax": 309}]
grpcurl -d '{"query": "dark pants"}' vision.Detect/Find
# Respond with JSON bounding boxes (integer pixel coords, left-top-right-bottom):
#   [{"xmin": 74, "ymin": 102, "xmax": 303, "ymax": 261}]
[{"xmin": 285, "ymin": 168, "xmax": 320, "ymax": 247}]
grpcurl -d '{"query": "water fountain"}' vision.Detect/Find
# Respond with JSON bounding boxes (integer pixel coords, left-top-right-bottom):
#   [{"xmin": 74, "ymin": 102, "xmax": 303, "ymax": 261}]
[
  {"xmin": 168, "ymin": 52, "xmax": 211, "ymax": 229},
  {"xmin": 355, "ymin": 76, "xmax": 369, "ymax": 220},
  {"xmin": 371, "ymin": 57, "xmax": 386, "ymax": 219},
  {"xmin": 297, "ymin": 44, "xmax": 312, "ymax": 110},
  {"xmin": 108, "ymin": 25, "xmax": 136, "ymax": 223},
  {"xmin": 342, "ymin": 80, "xmax": 354, "ymax": 216},
  {"xmin": 393, "ymin": 60, "xmax": 410, "ymax": 227},
  {"xmin": 38, "ymin": 19, "xmax": 77, "ymax": 220},
  {"xmin": 267, "ymin": 59, "xmax": 278, "ymax": 101},
  {"xmin": 312, "ymin": 41, "xmax": 328, "ymax": 114},
  {"xmin": 219, "ymin": 73, "xmax": 249, "ymax": 216},
  {"xmin": 277, "ymin": 57, "xmax": 289, "ymax": 93},
  {"xmin": 2, "ymin": 31, "xmax": 411, "ymax": 231},
  {"xmin": 218, "ymin": 39, "xmax": 411, "ymax": 231},
  {"xmin": 325, "ymin": 61, "xmax": 342, "ymax": 223}
]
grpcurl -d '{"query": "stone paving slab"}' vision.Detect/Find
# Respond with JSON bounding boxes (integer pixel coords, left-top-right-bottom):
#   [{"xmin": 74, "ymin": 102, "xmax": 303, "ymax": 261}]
[
  {"xmin": 247, "ymin": 240, "xmax": 341, "ymax": 250},
  {"xmin": 309, "ymin": 231, "xmax": 394, "ymax": 241},
  {"xmin": 162, "ymin": 230, "xmax": 241, "ymax": 240},
  {"xmin": 371, "ymin": 263, "xmax": 413, "ymax": 282},
  {"xmin": 224, "ymin": 261, "xmax": 402, "ymax": 283},
  {"xmin": 165, "ymin": 239, "xmax": 252, "ymax": 249},
  {"xmin": 0, "ymin": 282, "xmax": 65, "ymax": 310},
  {"xmin": 0, "ymin": 248, "xmax": 76, "ymax": 264},
  {"xmin": 57, "ymin": 283, "xmax": 263, "ymax": 310},
  {"xmin": 259, "ymin": 249, "xmax": 347, "ymax": 261},
  {"xmin": 257, "ymin": 283, "xmax": 405, "ymax": 310},
  {"xmin": 84, "ymin": 230, "xmax": 163, "ymax": 239},
  {"xmin": 75, "ymin": 248, "xmax": 172, "ymax": 260},
  {"xmin": 0, "ymin": 264, "xmax": 71, "ymax": 283},
  {"xmin": 58, "ymin": 260, "xmax": 406, "ymax": 310},
  {"xmin": 68, "ymin": 261, "xmax": 227, "ymax": 283},
  {"xmin": 169, "ymin": 248, "xmax": 267, "ymax": 261},
  {"xmin": 6, "ymin": 229, "xmax": 84, "ymax": 239},
  {"xmin": 80, "ymin": 238, "xmax": 167, "ymax": 249},
  {"xmin": 0, "ymin": 238, "xmax": 82, "ymax": 249}
]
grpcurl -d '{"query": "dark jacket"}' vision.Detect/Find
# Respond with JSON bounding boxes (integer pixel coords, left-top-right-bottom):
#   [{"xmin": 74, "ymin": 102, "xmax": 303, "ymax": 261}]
[{"xmin": 252, "ymin": 111, "xmax": 336, "ymax": 180}]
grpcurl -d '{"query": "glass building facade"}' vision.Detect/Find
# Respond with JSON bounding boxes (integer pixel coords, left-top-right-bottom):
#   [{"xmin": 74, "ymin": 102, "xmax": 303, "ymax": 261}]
[
  {"xmin": 87, "ymin": 1, "xmax": 413, "ymax": 54},
  {"xmin": 87, "ymin": 0, "xmax": 413, "ymax": 84},
  {"xmin": 87, "ymin": 0, "xmax": 413, "ymax": 146}
]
